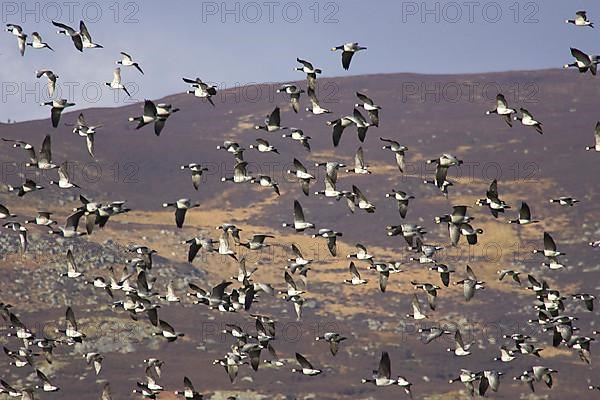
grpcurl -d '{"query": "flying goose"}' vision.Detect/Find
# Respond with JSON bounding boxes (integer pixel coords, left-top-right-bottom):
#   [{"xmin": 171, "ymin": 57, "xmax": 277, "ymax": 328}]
[
  {"xmin": 295, "ymin": 58, "xmax": 322, "ymax": 90},
  {"xmin": 183, "ymin": 77, "xmax": 217, "ymax": 106},
  {"xmin": 217, "ymin": 140, "xmax": 245, "ymax": 158},
  {"xmin": 353, "ymin": 185, "xmax": 376, "ymax": 213},
  {"xmin": 497, "ymin": 269, "xmax": 521, "ymax": 285},
  {"xmin": 449, "ymin": 369, "xmax": 480, "ymax": 396},
  {"xmin": 41, "ymin": 99, "xmax": 75, "ymax": 128},
  {"xmin": 152, "ymin": 320, "xmax": 184, "ymax": 342},
  {"xmin": 68, "ymin": 113, "xmax": 100, "ymax": 157},
  {"xmin": 155, "ymin": 103, "xmax": 180, "ymax": 135},
  {"xmin": 162, "ymin": 199, "xmax": 200, "ymax": 228},
  {"xmin": 385, "ymin": 190, "xmax": 413, "ymax": 218},
  {"xmin": 312, "ymin": 228, "xmax": 343, "ymax": 256},
  {"xmin": 411, "ymin": 238, "xmax": 443, "ymax": 264},
  {"xmin": 251, "ymin": 175, "xmax": 280, "ymax": 195},
  {"xmin": 283, "ymin": 200, "xmax": 315, "ymax": 232},
  {"xmin": 61, "ymin": 249, "xmax": 83, "ymax": 278},
  {"xmin": 429, "ymin": 263, "xmax": 455, "ymax": 287},
  {"xmin": 566, "ymin": 11, "xmax": 593, "ymax": 27},
  {"xmin": 50, "ymin": 162, "xmax": 80, "ymax": 189},
  {"xmin": 346, "ymin": 146, "xmax": 371, "ymax": 174},
  {"xmin": 218, "ymin": 230, "xmax": 238, "ymax": 261},
  {"xmin": 292, "ymin": 353, "xmax": 321, "ymax": 376},
  {"xmin": 281, "ymin": 271, "xmax": 305, "ymax": 297},
  {"xmin": 287, "ymin": 243, "xmax": 313, "ymax": 273},
  {"xmin": 55, "ymin": 306, "xmax": 85, "ymax": 342},
  {"xmin": 35, "ymin": 69, "xmax": 58, "ymax": 97},
  {"xmin": 217, "ymin": 223, "xmax": 243, "ymax": 244},
  {"xmin": 315, "ymin": 332, "xmax": 347, "ymax": 356},
  {"xmin": 240, "ymin": 234, "xmax": 274, "ymax": 250},
  {"xmin": 459, "ymin": 223, "xmax": 483, "ymax": 245},
  {"xmin": 0, "ymin": 204, "xmax": 17, "ymax": 219},
  {"xmin": 255, "ymin": 106, "xmax": 287, "ymax": 132},
  {"xmin": 52, "ymin": 20, "xmax": 83, "ymax": 51},
  {"xmin": 84, "ymin": 352, "xmax": 104, "ymax": 375},
  {"xmin": 315, "ymin": 161, "xmax": 345, "ymax": 185},
  {"xmin": 230, "ymin": 257, "xmax": 257, "ymax": 283},
  {"xmin": 406, "ymin": 294, "xmax": 428, "ymax": 320},
  {"xmin": 380, "ymin": 138, "xmax": 408, "ymax": 172},
  {"xmin": 132, "ymin": 382, "xmax": 158, "ymax": 398},
  {"xmin": 361, "ymin": 351, "xmax": 396, "ymax": 386},
  {"xmin": 455, "ymin": 265, "xmax": 485, "ymax": 301},
  {"xmin": 182, "ymin": 236, "xmax": 215, "ymax": 262},
  {"xmin": 106, "ymin": 68, "xmax": 131, "ymax": 97},
  {"xmin": 31, "ymin": 134, "xmax": 57, "ymax": 169},
  {"xmin": 347, "ymin": 243, "xmax": 373, "ymax": 261},
  {"xmin": 276, "ymin": 84, "xmax": 304, "ymax": 113},
  {"xmin": 475, "ymin": 179, "xmax": 510, "ymax": 217},
  {"xmin": 174, "ymin": 376, "xmax": 202, "ymax": 399},
  {"xmin": 479, "ymin": 370, "xmax": 503, "ymax": 396},
  {"xmin": 327, "ymin": 115, "xmax": 355, "ymax": 147},
  {"xmin": 549, "ymin": 196, "xmax": 579, "ymax": 206},
  {"xmin": 129, "ymin": 99, "xmax": 158, "ymax": 130},
  {"xmin": 5, "ymin": 24, "xmax": 26, "ymax": 56},
  {"xmin": 564, "ymin": 47, "xmax": 599, "ymax": 75},
  {"xmin": 314, "ymin": 176, "xmax": 342, "ymax": 198},
  {"xmin": 585, "ymin": 121, "xmax": 600, "ymax": 151},
  {"xmin": 221, "ymin": 161, "xmax": 253, "ymax": 183},
  {"xmin": 137, "ymin": 366, "xmax": 164, "ymax": 392},
  {"xmin": 355, "ymin": 92, "xmax": 381, "ymax": 126},
  {"xmin": 213, "ymin": 351, "xmax": 245, "ymax": 383},
  {"xmin": 344, "ymin": 261, "xmax": 368, "ymax": 285},
  {"xmin": 447, "ymin": 330, "xmax": 473, "ymax": 356},
  {"xmin": 418, "ymin": 326, "xmax": 452, "ymax": 344},
  {"xmin": 486, "ymin": 94, "xmax": 516, "ymax": 127},
  {"xmin": 79, "ymin": 21, "xmax": 102, "ymax": 48},
  {"xmin": 48, "ymin": 211, "xmax": 86, "ymax": 238},
  {"xmin": 117, "ymin": 51, "xmax": 144, "ymax": 74},
  {"xmin": 427, "ymin": 153, "xmax": 463, "ymax": 167},
  {"xmin": 27, "ymin": 32, "xmax": 53, "ymax": 51},
  {"xmin": 349, "ymin": 108, "xmax": 371, "ymax": 142},
  {"xmin": 159, "ymin": 280, "xmax": 181, "ymax": 303},
  {"xmin": 386, "ymin": 223, "xmax": 427, "ymax": 248},
  {"xmin": 283, "ymin": 294, "xmax": 305, "ymax": 320},
  {"xmin": 541, "ymin": 256, "xmax": 566, "ymax": 270},
  {"xmin": 181, "ymin": 163, "xmax": 208, "ymax": 190},
  {"xmin": 411, "ymin": 281, "xmax": 439, "ymax": 310},
  {"xmin": 8, "ymin": 178, "xmax": 44, "ymax": 197},
  {"xmin": 331, "ymin": 42, "xmax": 367, "ymax": 70},
  {"xmin": 22, "ymin": 210, "xmax": 54, "ymax": 228},
  {"xmin": 424, "ymin": 164, "xmax": 453, "ymax": 197},
  {"xmin": 282, "ymin": 128, "xmax": 311, "ymax": 151},
  {"xmin": 305, "ymin": 87, "xmax": 331, "ymax": 114},
  {"xmin": 35, "ymin": 369, "xmax": 59, "ymax": 392},
  {"xmin": 531, "ymin": 366, "xmax": 558, "ymax": 388},
  {"xmin": 287, "ymin": 158, "xmax": 315, "ymax": 196},
  {"xmin": 2, "ymin": 222, "xmax": 27, "ymax": 253},
  {"xmin": 514, "ymin": 108, "xmax": 543, "ymax": 134},
  {"xmin": 532, "ymin": 232, "xmax": 565, "ymax": 257},
  {"xmin": 435, "ymin": 205, "xmax": 470, "ymax": 239},
  {"xmin": 508, "ymin": 202, "xmax": 539, "ymax": 225},
  {"xmin": 249, "ymin": 138, "xmax": 279, "ymax": 153},
  {"xmin": 368, "ymin": 263, "xmax": 391, "ymax": 292}
]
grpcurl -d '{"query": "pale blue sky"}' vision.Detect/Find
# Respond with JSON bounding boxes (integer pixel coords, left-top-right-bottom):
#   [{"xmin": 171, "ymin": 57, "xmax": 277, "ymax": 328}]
[{"xmin": 1, "ymin": 0, "xmax": 599, "ymax": 121}]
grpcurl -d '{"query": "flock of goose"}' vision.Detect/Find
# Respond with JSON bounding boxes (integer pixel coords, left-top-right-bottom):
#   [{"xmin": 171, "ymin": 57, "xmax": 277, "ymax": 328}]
[{"xmin": 0, "ymin": 10, "xmax": 599, "ymax": 400}]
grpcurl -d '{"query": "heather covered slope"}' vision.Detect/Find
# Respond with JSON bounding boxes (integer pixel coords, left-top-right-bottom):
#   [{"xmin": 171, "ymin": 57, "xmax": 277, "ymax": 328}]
[{"xmin": 0, "ymin": 69, "xmax": 599, "ymax": 399}]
